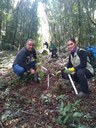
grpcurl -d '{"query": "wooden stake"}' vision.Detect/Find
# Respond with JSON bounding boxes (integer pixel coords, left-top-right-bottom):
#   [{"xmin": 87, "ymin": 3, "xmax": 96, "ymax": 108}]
[{"xmin": 47, "ymin": 74, "xmax": 50, "ymax": 89}]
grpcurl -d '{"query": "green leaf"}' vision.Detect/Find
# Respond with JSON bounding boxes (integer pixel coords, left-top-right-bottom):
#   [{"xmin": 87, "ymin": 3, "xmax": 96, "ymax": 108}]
[
  {"xmin": 73, "ymin": 112, "xmax": 83, "ymax": 118},
  {"xmin": 64, "ymin": 114, "xmax": 70, "ymax": 124}
]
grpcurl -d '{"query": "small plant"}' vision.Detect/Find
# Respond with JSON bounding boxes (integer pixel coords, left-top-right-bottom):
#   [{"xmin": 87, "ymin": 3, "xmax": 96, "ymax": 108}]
[
  {"xmin": 70, "ymin": 123, "xmax": 88, "ymax": 128},
  {"xmin": 56, "ymin": 94, "xmax": 68, "ymax": 102},
  {"xmin": 56, "ymin": 100, "xmax": 83, "ymax": 126},
  {"xmin": 40, "ymin": 93, "xmax": 52, "ymax": 105},
  {"xmin": 0, "ymin": 78, "xmax": 6, "ymax": 91},
  {"xmin": 27, "ymin": 99, "xmax": 34, "ymax": 105},
  {"xmin": 1, "ymin": 110, "xmax": 12, "ymax": 122},
  {"xmin": 38, "ymin": 70, "xmax": 45, "ymax": 81}
]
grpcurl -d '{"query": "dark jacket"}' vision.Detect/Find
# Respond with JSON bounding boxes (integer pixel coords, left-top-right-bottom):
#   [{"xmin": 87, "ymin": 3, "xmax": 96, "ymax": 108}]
[
  {"xmin": 49, "ymin": 43, "xmax": 57, "ymax": 52},
  {"xmin": 67, "ymin": 48, "xmax": 94, "ymax": 75},
  {"xmin": 13, "ymin": 47, "xmax": 37, "ymax": 70}
]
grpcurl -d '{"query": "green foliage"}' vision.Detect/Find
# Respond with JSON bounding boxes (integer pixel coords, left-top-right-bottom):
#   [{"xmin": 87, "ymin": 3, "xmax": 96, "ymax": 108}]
[
  {"xmin": 1, "ymin": 110, "xmax": 12, "ymax": 122},
  {"xmin": 40, "ymin": 0, "xmax": 96, "ymax": 47},
  {"xmin": 36, "ymin": 53, "xmax": 46, "ymax": 81},
  {"xmin": 0, "ymin": 43, "xmax": 18, "ymax": 50},
  {"xmin": 56, "ymin": 94, "xmax": 68, "ymax": 102},
  {"xmin": 70, "ymin": 124, "xmax": 88, "ymax": 128},
  {"xmin": 42, "ymin": 50, "xmax": 49, "ymax": 55},
  {"xmin": 56, "ymin": 100, "xmax": 83, "ymax": 125},
  {"xmin": 1, "ymin": 0, "xmax": 96, "ymax": 50},
  {"xmin": 38, "ymin": 70, "xmax": 45, "ymax": 81},
  {"xmin": 40, "ymin": 93, "xmax": 52, "ymax": 104},
  {"xmin": 0, "ymin": 0, "xmax": 39, "ymax": 50},
  {"xmin": 0, "ymin": 78, "xmax": 5, "ymax": 90}
]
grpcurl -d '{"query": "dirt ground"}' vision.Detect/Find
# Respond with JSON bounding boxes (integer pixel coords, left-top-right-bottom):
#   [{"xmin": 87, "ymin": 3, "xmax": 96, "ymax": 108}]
[
  {"xmin": 0, "ymin": 71, "xmax": 96, "ymax": 128},
  {"xmin": 0, "ymin": 51, "xmax": 96, "ymax": 128}
]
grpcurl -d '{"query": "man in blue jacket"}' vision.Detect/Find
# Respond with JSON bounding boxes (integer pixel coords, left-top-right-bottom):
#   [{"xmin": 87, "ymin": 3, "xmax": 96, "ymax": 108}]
[{"xmin": 12, "ymin": 39, "xmax": 38, "ymax": 82}]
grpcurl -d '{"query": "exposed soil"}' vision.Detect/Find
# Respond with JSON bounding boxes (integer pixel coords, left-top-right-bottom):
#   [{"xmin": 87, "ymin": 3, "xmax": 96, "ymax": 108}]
[
  {"xmin": 0, "ymin": 51, "xmax": 96, "ymax": 128},
  {"xmin": 0, "ymin": 72, "xmax": 96, "ymax": 128}
]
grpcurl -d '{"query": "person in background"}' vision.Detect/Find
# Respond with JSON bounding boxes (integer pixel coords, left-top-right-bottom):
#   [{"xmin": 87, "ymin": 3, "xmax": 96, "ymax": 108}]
[
  {"xmin": 49, "ymin": 40, "xmax": 58, "ymax": 58},
  {"xmin": 43, "ymin": 41, "xmax": 49, "ymax": 49},
  {"xmin": 62, "ymin": 38, "xmax": 94, "ymax": 97},
  {"xmin": 12, "ymin": 39, "xmax": 39, "ymax": 82}
]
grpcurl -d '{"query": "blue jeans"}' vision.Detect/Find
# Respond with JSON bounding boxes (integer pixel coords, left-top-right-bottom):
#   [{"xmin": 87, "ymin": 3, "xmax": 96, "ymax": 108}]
[{"xmin": 13, "ymin": 61, "xmax": 36, "ymax": 76}]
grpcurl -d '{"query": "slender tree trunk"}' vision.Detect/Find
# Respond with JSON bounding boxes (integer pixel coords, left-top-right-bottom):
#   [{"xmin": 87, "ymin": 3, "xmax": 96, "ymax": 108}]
[
  {"xmin": 77, "ymin": 0, "xmax": 81, "ymax": 46},
  {"xmin": 83, "ymin": 1, "xmax": 96, "ymax": 26},
  {"xmin": 18, "ymin": 32, "xmax": 22, "ymax": 51},
  {"xmin": 0, "ymin": 16, "xmax": 2, "ymax": 41},
  {"xmin": 12, "ymin": 6, "xmax": 20, "ymax": 47}
]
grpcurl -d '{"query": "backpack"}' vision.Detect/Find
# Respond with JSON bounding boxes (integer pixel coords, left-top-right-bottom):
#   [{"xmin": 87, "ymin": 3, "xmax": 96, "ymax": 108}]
[
  {"xmin": 86, "ymin": 51, "xmax": 95, "ymax": 66},
  {"xmin": 77, "ymin": 48, "xmax": 96, "ymax": 75},
  {"xmin": 85, "ymin": 46, "xmax": 96, "ymax": 70}
]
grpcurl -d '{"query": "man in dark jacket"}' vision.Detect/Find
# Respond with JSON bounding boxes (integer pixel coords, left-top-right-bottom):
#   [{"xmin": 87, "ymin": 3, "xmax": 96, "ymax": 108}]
[{"xmin": 12, "ymin": 39, "xmax": 38, "ymax": 81}]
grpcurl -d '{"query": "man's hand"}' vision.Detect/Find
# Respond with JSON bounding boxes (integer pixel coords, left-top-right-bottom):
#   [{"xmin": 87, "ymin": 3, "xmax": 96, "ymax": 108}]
[
  {"xmin": 64, "ymin": 67, "xmax": 75, "ymax": 74},
  {"xmin": 30, "ymin": 69, "xmax": 36, "ymax": 74}
]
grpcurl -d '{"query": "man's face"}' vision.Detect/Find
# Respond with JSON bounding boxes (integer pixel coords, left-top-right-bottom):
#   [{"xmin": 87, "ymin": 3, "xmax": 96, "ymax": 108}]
[
  {"xmin": 26, "ymin": 41, "xmax": 35, "ymax": 51},
  {"xmin": 67, "ymin": 40, "xmax": 76, "ymax": 52}
]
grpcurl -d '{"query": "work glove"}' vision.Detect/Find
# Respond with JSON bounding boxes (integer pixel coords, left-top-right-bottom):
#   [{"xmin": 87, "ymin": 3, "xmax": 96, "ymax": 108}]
[{"xmin": 64, "ymin": 67, "xmax": 75, "ymax": 74}]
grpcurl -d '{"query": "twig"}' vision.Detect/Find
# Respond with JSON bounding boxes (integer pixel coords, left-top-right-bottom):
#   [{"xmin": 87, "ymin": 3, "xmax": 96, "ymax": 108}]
[
  {"xmin": 19, "ymin": 110, "xmax": 39, "ymax": 116},
  {"xmin": 41, "ymin": 66, "xmax": 55, "ymax": 76},
  {"xmin": 47, "ymin": 74, "xmax": 49, "ymax": 89}
]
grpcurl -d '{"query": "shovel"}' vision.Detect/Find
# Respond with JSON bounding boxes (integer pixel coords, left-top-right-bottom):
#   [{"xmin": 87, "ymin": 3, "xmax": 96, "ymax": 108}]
[{"xmin": 65, "ymin": 67, "xmax": 78, "ymax": 95}]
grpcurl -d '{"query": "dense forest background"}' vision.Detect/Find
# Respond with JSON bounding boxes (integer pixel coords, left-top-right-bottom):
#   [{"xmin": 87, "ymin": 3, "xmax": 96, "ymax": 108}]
[{"xmin": 0, "ymin": 0, "xmax": 96, "ymax": 51}]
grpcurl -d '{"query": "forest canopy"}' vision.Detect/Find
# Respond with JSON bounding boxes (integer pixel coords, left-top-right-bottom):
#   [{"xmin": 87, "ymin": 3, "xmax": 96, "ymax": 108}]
[{"xmin": 0, "ymin": 0, "xmax": 96, "ymax": 50}]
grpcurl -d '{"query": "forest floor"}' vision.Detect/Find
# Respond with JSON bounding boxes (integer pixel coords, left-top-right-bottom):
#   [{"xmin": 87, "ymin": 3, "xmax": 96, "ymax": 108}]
[{"xmin": 0, "ymin": 51, "xmax": 96, "ymax": 128}]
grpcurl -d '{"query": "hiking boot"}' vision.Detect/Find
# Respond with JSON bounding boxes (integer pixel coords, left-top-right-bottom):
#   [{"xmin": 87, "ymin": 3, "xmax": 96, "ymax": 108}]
[
  {"xmin": 78, "ymin": 91, "xmax": 89, "ymax": 98},
  {"xmin": 33, "ymin": 73, "xmax": 40, "ymax": 83}
]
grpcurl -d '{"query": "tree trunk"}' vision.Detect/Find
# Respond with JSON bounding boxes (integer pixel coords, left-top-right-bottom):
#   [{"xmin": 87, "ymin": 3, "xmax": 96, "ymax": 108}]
[{"xmin": 77, "ymin": 0, "xmax": 82, "ymax": 46}]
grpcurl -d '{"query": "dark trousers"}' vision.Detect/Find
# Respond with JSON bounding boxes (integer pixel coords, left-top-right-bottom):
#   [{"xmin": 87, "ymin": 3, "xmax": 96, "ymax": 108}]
[{"xmin": 62, "ymin": 68, "xmax": 93, "ymax": 93}]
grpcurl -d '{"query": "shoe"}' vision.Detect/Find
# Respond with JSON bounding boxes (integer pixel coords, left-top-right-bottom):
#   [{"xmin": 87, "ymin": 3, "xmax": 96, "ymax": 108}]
[
  {"xmin": 32, "ymin": 78, "xmax": 40, "ymax": 83},
  {"xmin": 78, "ymin": 91, "xmax": 89, "ymax": 97},
  {"xmin": 34, "ymin": 73, "xmax": 39, "ymax": 81}
]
